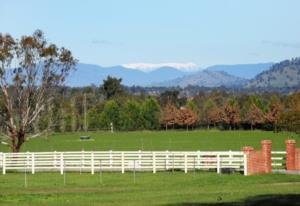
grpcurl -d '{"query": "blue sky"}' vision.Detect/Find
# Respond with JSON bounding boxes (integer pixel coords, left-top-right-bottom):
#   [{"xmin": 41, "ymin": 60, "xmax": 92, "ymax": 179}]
[{"xmin": 1, "ymin": 0, "xmax": 300, "ymax": 68}]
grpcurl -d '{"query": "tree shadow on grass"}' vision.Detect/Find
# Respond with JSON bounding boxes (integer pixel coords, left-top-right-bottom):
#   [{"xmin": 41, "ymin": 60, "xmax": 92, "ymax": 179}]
[{"xmin": 164, "ymin": 194, "xmax": 300, "ymax": 206}]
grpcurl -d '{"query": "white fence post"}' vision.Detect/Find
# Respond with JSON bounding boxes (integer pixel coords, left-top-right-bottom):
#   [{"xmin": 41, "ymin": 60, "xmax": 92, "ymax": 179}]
[
  {"xmin": 2, "ymin": 153, "xmax": 6, "ymax": 175},
  {"xmin": 152, "ymin": 152, "xmax": 156, "ymax": 173},
  {"xmin": 54, "ymin": 151, "xmax": 57, "ymax": 169},
  {"xmin": 243, "ymin": 154, "xmax": 248, "ymax": 176},
  {"xmin": 184, "ymin": 152, "xmax": 188, "ymax": 173},
  {"xmin": 60, "ymin": 152, "xmax": 64, "ymax": 175},
  {"xmin": 166, "ymin": 150, "xmax": 169, "ymax": 170},
  {"xmin": 91, "ymin": 152, "xmax": 94, "ymax": 175},
  {"xmin": 31, "ymin": 153, "xmax": 35, "ymax": 174},
  {"xmin": 138, "ymin": 150, "xmax": 142, "ymax": 169},
  {"xmin": 217, "ymin": 154, "xmax": 221, "ymax": 174},
  {"xmin": 81, "ymin": 150, "xmax": 84, "ymax": 170},
  {"xmin": 121, "ymin": 152, "xmax": 124, "ymax": 174},
  {"xmin": 229, "ymin": 150, "xmax": 232, "ymax": 165},
  {"xmin": 109, "ymin": 150, "xmax": 113, "ymax": 169},
  {"xmin": 26, "ymin": 152, "xmax": 30, "ymax": 173},
  {"xmin": 197, "ymin": 151, "xmax": 200, "ymax": 170}
]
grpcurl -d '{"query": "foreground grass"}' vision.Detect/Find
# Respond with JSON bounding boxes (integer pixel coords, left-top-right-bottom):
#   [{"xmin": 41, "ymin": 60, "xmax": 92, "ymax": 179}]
[
  {"xmin": 0, "ymin": 172, "xmax": 300, "ymax": 206},
  {"xmin": 0, "ymin": 130, "xmax": 299, "ymax": 152}
]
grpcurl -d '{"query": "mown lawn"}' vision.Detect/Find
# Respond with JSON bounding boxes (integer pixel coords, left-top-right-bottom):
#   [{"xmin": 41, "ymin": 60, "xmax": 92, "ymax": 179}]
[
  {"xmin": 0, "ymin": 130, "xmax": 299, "ymax": 152},
  {"xmin": 0, "ymin": 172, "xmax": 300, "ymax": 206}
]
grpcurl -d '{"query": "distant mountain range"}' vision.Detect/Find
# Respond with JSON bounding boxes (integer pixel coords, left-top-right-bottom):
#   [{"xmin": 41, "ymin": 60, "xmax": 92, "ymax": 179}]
[
  {"xmin": 65, "ymin": 62, "xmax": 273, "ymax": 87},
  {"xmin": 206, "ymin": 63, "xmax": 273, "ymax": 79},
  {"xmin": 64, "ymin": 59, "xmax": 300, "ymax": 89},
  {"xmin": 155, "ymin": 70, "xmax": 248, "ymax": 88},
  {"xmin": 247, "ymin": 58, "xmax": 300, "ymax": 88},
  {"xmin": 66, "ymin": 63, "xmax": 195, "ymax": 87}
]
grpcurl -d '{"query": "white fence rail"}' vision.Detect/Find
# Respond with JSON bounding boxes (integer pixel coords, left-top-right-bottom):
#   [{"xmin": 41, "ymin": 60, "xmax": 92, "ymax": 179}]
[
  {"xmin": 0, "ymin": 151, "xmax": 246, "ymax": 175},
  {"xmin": 271, "ymin": 151, "xmax": 286, "ymax": 170}
]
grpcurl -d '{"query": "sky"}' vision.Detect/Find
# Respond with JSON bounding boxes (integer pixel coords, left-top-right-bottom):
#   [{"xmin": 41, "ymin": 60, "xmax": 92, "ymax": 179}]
[{"xmin": 1, "ymin": 0, "xmax": 300, "ymax": 69}]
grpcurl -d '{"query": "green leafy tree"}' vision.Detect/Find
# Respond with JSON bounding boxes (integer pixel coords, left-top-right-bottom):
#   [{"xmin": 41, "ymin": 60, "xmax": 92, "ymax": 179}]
[
  {"xmin": 88, "ymin": 105, "xmax": 102, "ymax": 130},
  {"xmin": 120, "ymin": 100, "xmax": 142, "ymax": 130},
  {"xmin": 141, "ymin": 97, "xmax": 160, "ymax": 130},
  {"xmin": 100, "ymin": 76, "xmax": 125, "ymax": 99},
  {"xmin": 186, "ymin": 99, "xmax": 199, "ymax": 114},
  {"xmin": 100, "ymin": 100, "xmax": 120, "ymax": 130}
]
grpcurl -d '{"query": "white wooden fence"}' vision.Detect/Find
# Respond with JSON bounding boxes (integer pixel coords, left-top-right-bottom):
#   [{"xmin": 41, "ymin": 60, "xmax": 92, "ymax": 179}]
[
  {"xmin": 0, "ymin": 151, "xmax": 247, "ymax": 175},
  {"xmin": 271, "ymin": 151, "xmax": 286, "ymax": 170}
]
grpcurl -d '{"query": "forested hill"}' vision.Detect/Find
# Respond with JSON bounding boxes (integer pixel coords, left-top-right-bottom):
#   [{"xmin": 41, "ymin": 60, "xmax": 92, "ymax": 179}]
[
  {"xmin": 155, "ymin": 70, "xmax": 248, "ymax": 87},
  {"xmin": 206, "ymin": 63, "xmax": 272, "ymax": 79},
  {"xmin": 247, "ymin": 58, "xmax": 300, "ymax": 88}
]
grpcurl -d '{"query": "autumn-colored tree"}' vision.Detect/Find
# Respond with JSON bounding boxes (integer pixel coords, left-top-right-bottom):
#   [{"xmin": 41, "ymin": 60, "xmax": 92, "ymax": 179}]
[
  {"xmin": 265, "ymin": 96, "xmax": 283, "ymax": 132},
  {"xmin": 285, "ymin": 92, "xmax": 300, "ymax": 112},
  {"xmin": 175, "ymin": 108, "xmax": 198, "ymax": 130},
  {"xmin": 223, "ymin": 98, "xmax": 241, "ymax": 130},
  {"xmin": 280, "ymin": 92, "xmax": 300, "ymax": 133},
  {"xmin": 279, "ymin": 111, "xmax": 300, "ymax": 134},
  {"xmin": 160, "ymin": 104, "xmax": 178, "ymax": 130},
  {"xmin": 207, "ymin": 107, "xmax": 224, "ymax": 128},
  {"xmin": 244, "ymin": 104, "xmax": 265, "ymax": 130},
  {"xmin": 203, "ymin": 98, "xmax": 217, "ymax": 129}
]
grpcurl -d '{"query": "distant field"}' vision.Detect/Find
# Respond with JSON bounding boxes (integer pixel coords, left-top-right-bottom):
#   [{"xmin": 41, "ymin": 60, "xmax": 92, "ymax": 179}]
[{"xmin": 0, "ymin": 130, "xmax": 299, "ymax": 152}]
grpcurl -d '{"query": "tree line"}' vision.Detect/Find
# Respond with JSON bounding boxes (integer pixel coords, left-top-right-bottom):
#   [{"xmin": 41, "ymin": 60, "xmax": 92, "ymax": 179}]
[{"xmin": 16, "ymin": 76, "xmax": 300, "ymax": 134}]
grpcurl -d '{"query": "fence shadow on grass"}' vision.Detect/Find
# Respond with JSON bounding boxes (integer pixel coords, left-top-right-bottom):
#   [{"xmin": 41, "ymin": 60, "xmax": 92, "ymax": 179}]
[{"xmin": 164, "ymin": 194, "xmax": 300, "ymax": 206}]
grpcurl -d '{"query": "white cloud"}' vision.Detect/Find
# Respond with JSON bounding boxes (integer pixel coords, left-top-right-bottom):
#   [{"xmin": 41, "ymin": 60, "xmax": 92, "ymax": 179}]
[{"xmin": 122, "ymin": 62, "xmax": 199, "ymax": 72}]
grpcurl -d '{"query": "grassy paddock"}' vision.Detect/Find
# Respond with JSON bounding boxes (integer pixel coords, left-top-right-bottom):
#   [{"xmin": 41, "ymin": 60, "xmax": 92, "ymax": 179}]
[
  {"xmin": 0, "ymin": 130, "xmax": 299, "ymax": 152},
  {"xmin": 0, "ymin": 172, "xmax": 300, "ymax": 206},
  {"xmin": 1, "ymin": 130, "xmax": 300, "ymax": 205}
]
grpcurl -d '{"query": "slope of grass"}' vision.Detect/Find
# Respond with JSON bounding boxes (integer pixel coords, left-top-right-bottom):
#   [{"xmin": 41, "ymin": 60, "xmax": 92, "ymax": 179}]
[{"xmin": 0, "ymin": 130, "xmax": 299, "ymax": 152}]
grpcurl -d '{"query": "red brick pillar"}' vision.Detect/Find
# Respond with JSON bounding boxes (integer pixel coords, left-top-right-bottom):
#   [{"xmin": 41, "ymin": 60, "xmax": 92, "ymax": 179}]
[
  {"xmin": 261, "ymin": 140, "xmax": 272, "ymax": 173},
  {"xmin": 243, "ymin": 146, "xmax": 254, "ymax": 175},
  {"xmin": 285, "ymin": 139, "xmax": 296, "ymax": 171},
  {"xmin": 243, "ymin": 146, "xmax": 254, "ymax": 154}
]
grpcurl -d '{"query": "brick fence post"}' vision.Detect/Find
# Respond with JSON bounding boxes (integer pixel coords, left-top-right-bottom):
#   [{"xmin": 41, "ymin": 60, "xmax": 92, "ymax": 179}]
[
  {"xmin": 261, "ymin": 140, "xmax": 272, "ymax": 173},
  {"xmin": 243, "ymin": 146, "xmax": 254, "ymax": 175},
  {"xmin": 285, "ymin": 139, "xmax": 296, "ymax": 171},
  {"xmin": 243, "ymin": 146, "xmax": 254, "ymax": 154}
]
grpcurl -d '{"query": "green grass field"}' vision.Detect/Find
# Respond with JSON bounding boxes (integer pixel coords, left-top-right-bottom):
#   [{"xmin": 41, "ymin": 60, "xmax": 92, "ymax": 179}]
[
  {"xmin": 0, "ymin": 172, "xmax": 300, "ymax": 206},
  {"xmin": 1, "ymin": 130, "xmax": 299, "ymax": 152},
  {"xmin": 1, "ymin": 130, "xmax": 300, "ymax": 206}
]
